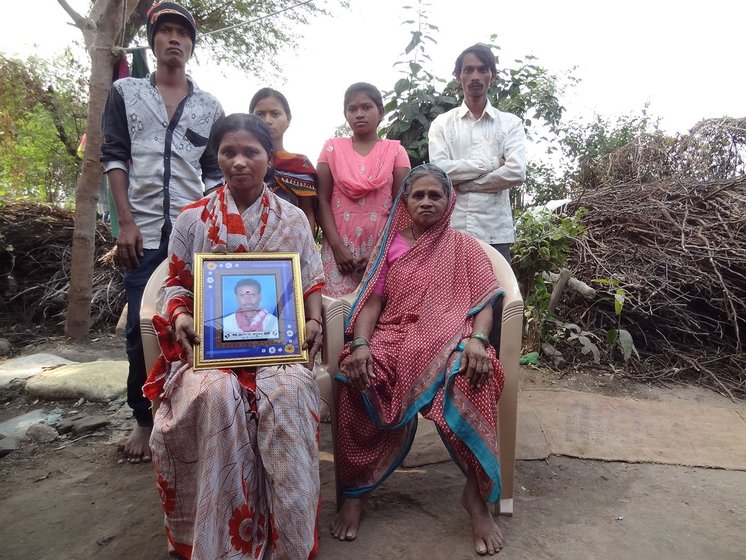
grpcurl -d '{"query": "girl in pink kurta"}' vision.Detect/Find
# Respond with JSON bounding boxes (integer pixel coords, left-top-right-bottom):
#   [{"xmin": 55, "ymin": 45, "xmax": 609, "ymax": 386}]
[{"xmin": 317, "ymin": 82, "xmax": 410, "ymax": 296}]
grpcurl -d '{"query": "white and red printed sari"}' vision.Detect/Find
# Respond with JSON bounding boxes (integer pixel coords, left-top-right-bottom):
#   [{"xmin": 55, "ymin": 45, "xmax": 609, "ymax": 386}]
[{"xmin": 144, "ymin": 185, "xmax": 324, "ymax": 559}]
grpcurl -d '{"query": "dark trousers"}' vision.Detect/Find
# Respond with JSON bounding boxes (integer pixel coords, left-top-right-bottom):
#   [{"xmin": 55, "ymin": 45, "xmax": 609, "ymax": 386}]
[
  {"xmin": 488, "ymin": 243, "xmax": 512, "ymax": 353},
  {"xmin": 123, "ymin": 234, "xmax": 169, "ymax": 427}
]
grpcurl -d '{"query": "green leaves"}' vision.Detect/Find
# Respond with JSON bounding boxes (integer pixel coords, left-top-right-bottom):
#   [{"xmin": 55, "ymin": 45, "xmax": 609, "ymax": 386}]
[
  {"xmin": 404, "ymin": 31, "xmax": 423, "ymax": 55},
  {"xmin": 0, "ymin": 51, "xmax": 86, "ymax": 205},
  {"xmin": 593, "ymin": 277, "xmax": 629, "ymax": 318},
  {"xmin": 607, "ymin": 328, "xmax": 639, "ymax": 362},
  {"xmin": 512, "ymin": 208, "xmax": 586, "ymax": 353},
  {"xmin": 513, "ymin": 209, "xmax": 585, "ymax": 288},
  {"xmin": 381, "ymin": 3, "xmax": 565, "ymax": 168},
  {"xmin": 594, "ymin": 278, "xmax": 639, "ymax": 363},
  {"xmin": 555, "ymin": 320, "xmax": 601, "ymax": 364},
  {"xmin": 394, "ymin": 78, "xmax": 411, "ymax": 96}
]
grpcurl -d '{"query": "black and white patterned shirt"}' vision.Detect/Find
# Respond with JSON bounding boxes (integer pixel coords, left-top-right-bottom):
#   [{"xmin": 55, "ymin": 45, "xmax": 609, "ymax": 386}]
[{"xmin": 101, "ymin": 73, "xmax": 224, "ymax": 249}]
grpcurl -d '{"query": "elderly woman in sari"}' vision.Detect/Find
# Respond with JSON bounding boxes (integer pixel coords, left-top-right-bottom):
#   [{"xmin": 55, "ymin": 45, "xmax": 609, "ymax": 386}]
[
  {"xmin": 330, "ymin": 164, "xmax": 506, "ymax": 556},
  {"xmin": 143, "ymin": 114, "xmax": 324, "ymax": 559}
]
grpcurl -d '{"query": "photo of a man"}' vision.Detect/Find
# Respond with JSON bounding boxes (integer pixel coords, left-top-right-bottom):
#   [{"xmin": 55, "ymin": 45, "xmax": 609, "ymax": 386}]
[{"xmin": 222, "ymin": 277, "xmax": 280, "ymax": 341}]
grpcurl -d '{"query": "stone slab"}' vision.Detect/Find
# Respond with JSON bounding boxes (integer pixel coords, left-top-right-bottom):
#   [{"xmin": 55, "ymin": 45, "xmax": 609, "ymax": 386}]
[
  {"xmin": 24, "ymin": 423, "xmax": 59, "ymax": 443},
  {"xmin": 0, "ymin": 409, "xmax": 48, "ymax": 442},
  {"xmin": 402, "ymin": 393, "xmax": 553, "ymax": 467},
  {"xmin": 70, "ymin": 415, "xmax": 110, "ymax": 436},
  {"xmin": 516, "ymin": 401, "xmax": 552, "ymax": 460},
  {"xmin": 522, "ymin": 389, "xmax": 746, "ymax": 470},
  {"xmin": 379, "ymin": 389, "xmax": 746, "ymax": 470},
  {"xmin": 0, "ymin": 353, "xmax": 76, "ymax": 388},
  {"xmin": 25, "ymin": 360, "xmax": 128, "ymax": 402}
]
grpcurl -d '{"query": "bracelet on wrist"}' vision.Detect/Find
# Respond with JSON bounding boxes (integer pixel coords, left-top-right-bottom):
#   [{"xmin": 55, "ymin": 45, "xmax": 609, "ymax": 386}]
[
  {"xmin": 349, "ymin": 336, "xmax": 369, "ymax": 353},
  {"xmin": 470, "ymin": 332, "xmax": 490, "ymax": 348},
  {"xmin": 307, "ymin": 317, "xmax": 323, "ymax": 328}
]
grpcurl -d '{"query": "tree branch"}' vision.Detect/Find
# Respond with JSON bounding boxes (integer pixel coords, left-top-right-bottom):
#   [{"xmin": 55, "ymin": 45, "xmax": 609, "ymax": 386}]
[
  {"xmin": 41, "ymin": 86, "xmax": 81, "ymax": 162},
  {"xmin": 123, "ymin": 0, "xmax": 154, "ymax": 46},
  {"xmin": 56, "ymin": 0, "xmax": 93, "ymax": 31}
]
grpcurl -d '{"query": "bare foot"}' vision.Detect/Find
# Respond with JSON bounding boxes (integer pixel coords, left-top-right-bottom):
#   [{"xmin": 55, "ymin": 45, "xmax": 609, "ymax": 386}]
[
  {"xmin": 330, "ymin": 497, "xmax": 366, "ymax": 541},
  {"xmin": 319, "ymin": 400, "xmax": 331, "ymax": 424},
  {"xmin": 462, "ymin": 472, "xmax": 503, "ymax": 555},
  {"xmin": 117, "ymin": 425, "xmax": 152, "ymax": 464}
]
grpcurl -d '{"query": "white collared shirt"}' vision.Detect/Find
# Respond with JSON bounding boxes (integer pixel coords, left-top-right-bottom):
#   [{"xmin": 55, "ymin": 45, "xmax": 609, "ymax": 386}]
[{"xmin": 428, "ymin": 101, "xmax": 527, "ymax": 244}]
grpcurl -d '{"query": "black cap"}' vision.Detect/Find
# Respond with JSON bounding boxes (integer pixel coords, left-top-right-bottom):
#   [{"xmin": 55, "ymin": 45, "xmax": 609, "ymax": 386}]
[{"xmin": 146, "ymin": 2, "xmax": 197, "ymax": 54}]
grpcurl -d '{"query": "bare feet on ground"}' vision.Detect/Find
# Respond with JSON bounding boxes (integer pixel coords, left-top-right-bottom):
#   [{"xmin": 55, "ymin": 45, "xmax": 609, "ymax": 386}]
[
  {"xmin": 462, "ymin": 472, "xmax": 503, "ymax": 555},
  {"xmin": 117, "ymin": 425, "xmax": 153, "ymax": 464},
  {"xmin": 330, "ymin": 497, "xmax": 366, "ymax": 541}
]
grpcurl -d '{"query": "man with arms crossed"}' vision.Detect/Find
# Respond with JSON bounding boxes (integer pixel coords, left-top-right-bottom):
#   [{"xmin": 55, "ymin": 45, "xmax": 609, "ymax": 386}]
[
  {"xmin": 101, "ymin": 2, "xmax": 223, "ymax": 463},
  {"xmin": 429, "ymin": 43, "xmax": 526, "ymax": 263},
  {"xmin": 429, "ymin": 43, "xmax": 527, "ymax": 347}
]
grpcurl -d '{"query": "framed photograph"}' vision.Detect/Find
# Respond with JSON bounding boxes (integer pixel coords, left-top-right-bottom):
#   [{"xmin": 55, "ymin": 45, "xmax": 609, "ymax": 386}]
[{"xmin": 192, "ymin": 253, "xmax": 307, "ymax": 370}]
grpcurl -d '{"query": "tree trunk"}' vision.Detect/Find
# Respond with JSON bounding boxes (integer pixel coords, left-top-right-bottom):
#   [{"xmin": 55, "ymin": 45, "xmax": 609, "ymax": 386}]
[{"xmin": 63, "ymin": 0, "xmax": 125, "ymax": 340}]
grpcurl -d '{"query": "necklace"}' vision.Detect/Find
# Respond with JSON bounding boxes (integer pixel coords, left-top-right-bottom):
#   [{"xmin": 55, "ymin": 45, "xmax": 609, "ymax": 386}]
[{"xmin": 411, "ymin": 226, "xmax": 419, "ymax": 241}]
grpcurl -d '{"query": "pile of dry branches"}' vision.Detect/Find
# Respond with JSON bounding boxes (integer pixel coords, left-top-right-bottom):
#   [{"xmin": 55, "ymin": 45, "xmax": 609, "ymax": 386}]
[
  {"xmin": 563, "ymin": 176, "xmax": 746, "ymax": 398},
  {"xmin": 578, "ymin": 117, "xmax": 746, "ymax": 189},
  {"xmin": 0, "ymin": 202, "xmax": 123, "ymax": 340}
]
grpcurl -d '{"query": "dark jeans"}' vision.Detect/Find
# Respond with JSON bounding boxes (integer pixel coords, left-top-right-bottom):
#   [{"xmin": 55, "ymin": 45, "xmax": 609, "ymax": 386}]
[
  {"xmin": 488, "ymin": 243, "xmax": 512, "ymax": 353},
  {"xmin": 123, "ymin": 234, "xmax": 169, "ymax": 427}
]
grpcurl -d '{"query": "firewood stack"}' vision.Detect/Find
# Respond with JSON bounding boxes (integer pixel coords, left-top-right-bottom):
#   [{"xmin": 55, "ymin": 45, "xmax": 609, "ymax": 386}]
[
  {"xmin": 562, "ymin": 176, "xmax": 746, "ymax": 398},
  {"xmin": 0, "ymin": 202, "xmax": 124, "ymax": 341}
]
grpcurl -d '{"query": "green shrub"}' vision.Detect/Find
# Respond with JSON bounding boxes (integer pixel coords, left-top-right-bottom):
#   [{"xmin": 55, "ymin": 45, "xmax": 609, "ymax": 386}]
[{"xmin": 512, "ymin": 208, "xmax": 585, "ymax": 349}]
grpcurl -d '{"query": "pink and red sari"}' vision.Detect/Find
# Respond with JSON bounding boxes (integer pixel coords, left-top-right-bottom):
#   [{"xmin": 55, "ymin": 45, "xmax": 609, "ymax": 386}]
[
  {"xmin": 144, "ymin": 185, "xmax": 324, "ymax": 559},
  {"xmin": 317, "ymin": 137, "xmax": 410, "ymax": 296},
  {"xmin": 335, "ymin": 166, "xmax": 506, "ymax": 504}
]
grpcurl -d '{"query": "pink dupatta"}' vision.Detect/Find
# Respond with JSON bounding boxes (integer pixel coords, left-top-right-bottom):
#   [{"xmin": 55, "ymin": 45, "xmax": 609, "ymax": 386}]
[{"xmin": 322, "ymin": 137, "xmax": 404, "ymax": 199}]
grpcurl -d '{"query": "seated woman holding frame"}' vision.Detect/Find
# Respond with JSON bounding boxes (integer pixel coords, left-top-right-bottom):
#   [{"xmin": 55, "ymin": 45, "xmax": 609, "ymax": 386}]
[{"xmin": 143, "ymin": 114, "xmax": 324, "ymax": 559}]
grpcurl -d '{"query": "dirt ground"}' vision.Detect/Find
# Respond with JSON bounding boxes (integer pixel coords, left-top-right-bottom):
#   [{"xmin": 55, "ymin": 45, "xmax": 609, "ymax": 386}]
[{"xmin": 0, "ymin": 334, "xmax": 744, "ymax": 560}]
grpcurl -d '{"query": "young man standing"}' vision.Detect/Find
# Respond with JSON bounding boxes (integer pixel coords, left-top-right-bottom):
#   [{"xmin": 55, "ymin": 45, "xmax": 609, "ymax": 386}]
[
  {"xmin": 428, "ymin": 43, "xmax": 527, "ymax": 265},
  {"xmin": 101, "ymin": 2, "xmax": 224, "ymax": 463}
]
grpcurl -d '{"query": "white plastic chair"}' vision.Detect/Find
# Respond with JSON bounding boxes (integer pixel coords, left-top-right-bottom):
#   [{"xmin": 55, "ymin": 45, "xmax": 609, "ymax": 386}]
[{"xmin": 477, "ymin": 240, "xmax": 523, "ymax": 516}]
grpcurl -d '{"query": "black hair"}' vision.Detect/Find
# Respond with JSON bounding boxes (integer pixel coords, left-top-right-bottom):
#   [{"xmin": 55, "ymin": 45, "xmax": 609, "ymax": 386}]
[
  {"xmin": 235, "ymin": 277, "xmax": 261, "ymax": 294},
  {"xmin": 453, "ymin": 44, "xmax": 497, "ymax": 77},
  {"xmin": 208, "ymin": 113, "xmax": 273, "ymax": 157},
  {"xmin": 343, "ymin": 82, "xmax": 384, "ymax": 111},
  {"xmin": 249, "ymin": 88, "xmax": 292, "ymax": 121},
  {"xmin": 401, "ymin": 163, "xmax": 452, "ymax": 199}
]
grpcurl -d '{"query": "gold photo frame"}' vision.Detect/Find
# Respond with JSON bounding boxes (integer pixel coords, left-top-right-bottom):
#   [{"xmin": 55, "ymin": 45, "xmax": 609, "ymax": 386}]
[{"xmin": 192, "ymin": 253, "xmax": 307, "ymax": 370}]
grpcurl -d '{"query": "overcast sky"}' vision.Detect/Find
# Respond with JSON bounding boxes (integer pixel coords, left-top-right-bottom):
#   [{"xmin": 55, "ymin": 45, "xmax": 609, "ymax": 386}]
[{"xmin": 1, "ymin": 0, "xmax": 744, "ymax": 163}]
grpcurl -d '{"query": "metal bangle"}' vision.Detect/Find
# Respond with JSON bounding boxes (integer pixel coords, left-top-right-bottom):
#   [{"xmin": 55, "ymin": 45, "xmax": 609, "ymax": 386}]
[
  {"xmin": 470, "ymin": 332, "xmax": 490, "ymax": 348},
  {"xmin": 349, "ymin": 336, "xmax": 369, "ymax": 353}
]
